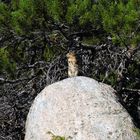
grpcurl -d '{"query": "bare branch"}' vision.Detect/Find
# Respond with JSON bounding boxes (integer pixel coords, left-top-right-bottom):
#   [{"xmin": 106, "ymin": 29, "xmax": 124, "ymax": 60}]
[{"xmin": 122, "ymin": 88, "xmax": 140, "ymax": 93}]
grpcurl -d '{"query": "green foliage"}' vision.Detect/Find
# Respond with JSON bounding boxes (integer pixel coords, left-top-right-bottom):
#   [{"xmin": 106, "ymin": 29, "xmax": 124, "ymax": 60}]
[
  {"xmin": 0, "ymin": 48, "xmax": 9, "ymax": 71},
  {"xmin": 98, "ymin": 0, "xmax": 140, "ymax": 46},
  {"xmin": 51, "ymin": 136, "xmax": 67, "ymax": 140},
  {"xmin": 133, "ymin": 128, "xmax": 140, "ymax": 139},
  {"xmin": 66, "ymin": 0, "xmax": 92, "ymax": 25},
  {"xmin": 47, "ymin": 131, "xmax": 70, "ymax": 140},
  {"xmin": 82, "ymin": 36, "xmax": 100, "ymax": 45},
  {"xmin": 105, "ymin": 72, "xmax": 118, "ymax": 86},
  {"xmin": 0, "ymin": 47, "xmax": 16, "ymax": 76},
  {"xmin": 0, "ymin": 0, "xmax": 139, "ymax": 45},
  {"xmin": 96, "ymin": 71, "xmax": 118, "ymax": 86},
  {"xmin": 0, "ymin": 2, "xmax": 11, "ymax": 30},
  {"xmin": 66, "ymin": 0, "xmax": 140, "ymax": 46},
  {"xmin": 11, "ymin": 0, "xmax": 35, "ymax": 34},
  {"xmin": 43, "ymin": 46, "xmax": 56, "ymax": 61},
  {"xmin": 46, "ymin": 0, "xmax": 66, "ymax": 21}
]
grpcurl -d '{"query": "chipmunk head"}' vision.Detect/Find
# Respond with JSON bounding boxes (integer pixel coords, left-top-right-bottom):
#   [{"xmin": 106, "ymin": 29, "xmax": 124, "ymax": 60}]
[{"xmin": 66, "ymin": 52, "xmax": 76, "ymax": 58}]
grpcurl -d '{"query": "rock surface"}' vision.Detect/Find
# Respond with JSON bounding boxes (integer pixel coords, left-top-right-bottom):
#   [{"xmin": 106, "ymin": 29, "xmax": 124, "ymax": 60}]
[{"xmin": 24, "ymin": 76, "xmax": 138, "ymax": 140}]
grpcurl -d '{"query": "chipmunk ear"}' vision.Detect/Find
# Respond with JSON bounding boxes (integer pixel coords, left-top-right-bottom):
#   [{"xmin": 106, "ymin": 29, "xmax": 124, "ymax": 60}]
[{"xmin": 66, "ymin": 53, "xmax": 69, "ymax": 57}]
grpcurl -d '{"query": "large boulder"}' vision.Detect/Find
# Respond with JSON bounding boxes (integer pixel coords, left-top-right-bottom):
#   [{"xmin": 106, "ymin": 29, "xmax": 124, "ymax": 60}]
[{"xmin": 24, "ymin": 76, "xmax": 138, "ymax": 140}]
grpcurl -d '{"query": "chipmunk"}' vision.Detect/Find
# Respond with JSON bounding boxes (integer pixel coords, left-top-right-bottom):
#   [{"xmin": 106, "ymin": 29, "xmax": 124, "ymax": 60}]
[{"xmin": 66, "ymin": 52, "xmax": 78, "ymax": 77}]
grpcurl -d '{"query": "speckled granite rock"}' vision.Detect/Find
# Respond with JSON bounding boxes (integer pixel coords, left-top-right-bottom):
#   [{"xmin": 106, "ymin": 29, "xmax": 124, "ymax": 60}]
[{"xmin": 25, "ymin": 76, "xmax": 138, "ymax": 140}]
